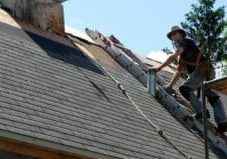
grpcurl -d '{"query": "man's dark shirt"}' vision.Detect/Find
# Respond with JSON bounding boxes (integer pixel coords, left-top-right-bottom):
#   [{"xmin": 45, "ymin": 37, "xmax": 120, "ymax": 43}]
[{"xmin": 179, "ymin": 38, "xmax": 206, "ymax": 74}]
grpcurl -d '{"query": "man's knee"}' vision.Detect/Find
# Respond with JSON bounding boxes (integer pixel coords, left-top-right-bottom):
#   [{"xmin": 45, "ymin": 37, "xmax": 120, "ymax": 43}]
[
  {"xmin": 207, "ymin": 96, "xmax": 220, "ymax": 105},
  {"xmin": 206, "ymin": 90, "xmax": 220, "ymax": 106},
  {"xmin": 179, "ymin": 85, "xmax": 192, "ymax": 101}
]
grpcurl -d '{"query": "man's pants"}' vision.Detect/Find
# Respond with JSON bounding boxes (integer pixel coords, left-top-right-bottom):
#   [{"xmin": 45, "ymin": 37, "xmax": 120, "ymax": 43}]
[{"xmin": 179, "ymin": 61, "xmax": 227, "ymax": 124}]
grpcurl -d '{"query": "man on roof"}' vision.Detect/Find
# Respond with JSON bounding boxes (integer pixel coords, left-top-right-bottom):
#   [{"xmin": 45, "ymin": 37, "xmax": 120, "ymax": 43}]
[{"xmin": 154, "ymin": 25, "xmax": 227, "ymax": 134}]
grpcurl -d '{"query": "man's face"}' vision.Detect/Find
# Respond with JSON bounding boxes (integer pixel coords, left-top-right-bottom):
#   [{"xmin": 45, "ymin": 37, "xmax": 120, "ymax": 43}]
[{"xmin": 170, "ymin": 31, "xmax": 182, "ymax": 42}]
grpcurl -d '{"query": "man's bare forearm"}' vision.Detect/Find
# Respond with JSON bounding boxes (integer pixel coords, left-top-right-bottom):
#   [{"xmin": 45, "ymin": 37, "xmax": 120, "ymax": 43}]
[
  {"xmin": 157, "ymin": 48, "xmax": 183, "ymax": 71},
  {"xmin": 168, "ymin": 62, "xmax": 184, "ymax": 88},
  {"xmin": 158, "ymin": 54, "xmax": 176, "ymax": 71},
  {"xmin": 168, "ymin": 70, "xmax": 182, "ymax": 88}
]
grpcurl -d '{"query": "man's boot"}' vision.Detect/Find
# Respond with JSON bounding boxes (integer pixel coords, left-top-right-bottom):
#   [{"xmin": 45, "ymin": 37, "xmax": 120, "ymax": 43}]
[{"xmin": 217, "ymin": 122, "xmax": 227, "ymax": 134}]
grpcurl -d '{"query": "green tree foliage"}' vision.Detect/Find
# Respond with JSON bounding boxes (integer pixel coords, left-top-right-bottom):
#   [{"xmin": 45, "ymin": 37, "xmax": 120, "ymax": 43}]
[{"xmin": 181, "ymin": 0, "xmax": 227, "ymax": 61}]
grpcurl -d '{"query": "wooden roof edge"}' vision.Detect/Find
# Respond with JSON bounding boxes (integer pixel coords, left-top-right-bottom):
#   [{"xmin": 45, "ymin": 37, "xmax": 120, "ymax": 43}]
[
  {"xmin": 0, "ymin": 129, "xmax": 120, "ymax": 159},
  {"xmin": 206, "ymin": 76, "xmax": 227, "ymax": 85}
]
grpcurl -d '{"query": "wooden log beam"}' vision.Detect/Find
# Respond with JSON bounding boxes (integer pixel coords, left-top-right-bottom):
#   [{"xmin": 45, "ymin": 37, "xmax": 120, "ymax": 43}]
[
  {"xmin": 206, "ymin": 77, "xmax": 227, "ymax": 95},
  {"xmin": 0, "ymin": 137, "xmax": 90, "ymax": 159}
]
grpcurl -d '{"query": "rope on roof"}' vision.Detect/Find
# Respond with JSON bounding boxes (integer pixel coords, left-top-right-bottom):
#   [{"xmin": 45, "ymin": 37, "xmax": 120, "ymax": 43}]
[
  {"xmin": 82, "ymin": 28, "xmax": 227, "ymax": 157},
  {"xmin": 97, "ymin": 62, "xmax": 193, "ymax": 159}
]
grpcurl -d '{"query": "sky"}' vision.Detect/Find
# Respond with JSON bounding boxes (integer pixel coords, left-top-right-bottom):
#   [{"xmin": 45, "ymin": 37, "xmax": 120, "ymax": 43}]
[{"xmin": 63, "ymin": 0, "xmax": 227, "ymax": 60}]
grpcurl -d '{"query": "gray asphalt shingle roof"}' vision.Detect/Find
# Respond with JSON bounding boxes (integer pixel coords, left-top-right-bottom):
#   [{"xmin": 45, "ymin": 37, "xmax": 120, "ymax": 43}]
[
  {"xmin": 68, "ymin": 35, "xmax": 226, "ymax": 158},
  {"xmin": 0, "ymin": 21, "xmax": 182, "ymax": 159},
  {"xmin": 0, "ymin": 20, "xmax": 225, "ymax": 159}
]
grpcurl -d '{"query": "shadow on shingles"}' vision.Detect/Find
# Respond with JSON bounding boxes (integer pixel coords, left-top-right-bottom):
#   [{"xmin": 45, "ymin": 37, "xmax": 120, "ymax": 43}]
[
  {"xmin": 0, "ymin": 21, "xmax": 111, "ymax": 102},
  {"xmin": 24, "ymin": 30, "xmax": 105, "ymax": 75},
  {"xmin": 25, "ymin": 30, "xmax": 112, "ymax": 101},
  {"xmin": 78, "ymin": 67, "xmax": 111, "ymax": 103}
]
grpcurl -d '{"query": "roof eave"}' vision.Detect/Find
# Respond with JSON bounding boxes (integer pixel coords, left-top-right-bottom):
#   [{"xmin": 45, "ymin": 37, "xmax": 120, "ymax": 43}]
[{"xmin": 0, "ymin": 129, "xmax": 121, "ymax": 159}]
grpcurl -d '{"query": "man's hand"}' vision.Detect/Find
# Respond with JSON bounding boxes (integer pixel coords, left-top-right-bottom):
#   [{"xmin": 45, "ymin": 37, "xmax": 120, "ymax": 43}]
[{"xmin": 163, "ymin": 85, "xmax": 176, "ymax": 95}]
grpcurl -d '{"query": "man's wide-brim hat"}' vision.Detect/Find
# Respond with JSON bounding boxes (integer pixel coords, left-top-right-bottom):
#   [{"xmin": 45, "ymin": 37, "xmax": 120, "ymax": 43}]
[{"xmin": 167, "ymin": 26, "xmax": 186, "ymax": 39}]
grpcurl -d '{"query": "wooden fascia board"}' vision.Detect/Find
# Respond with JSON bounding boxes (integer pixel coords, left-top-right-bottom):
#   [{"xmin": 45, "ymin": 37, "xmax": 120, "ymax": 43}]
[
  {"xmin": 0, "ymin": 129, "xmax": 120, "ymax": 159},
  {"xmin": 206, "ymin": 77, "xmax": 227, "ymax": 95},
  {"xmin": 0, "ymin": 137, "xmax": 92, "ymax": 159}
]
